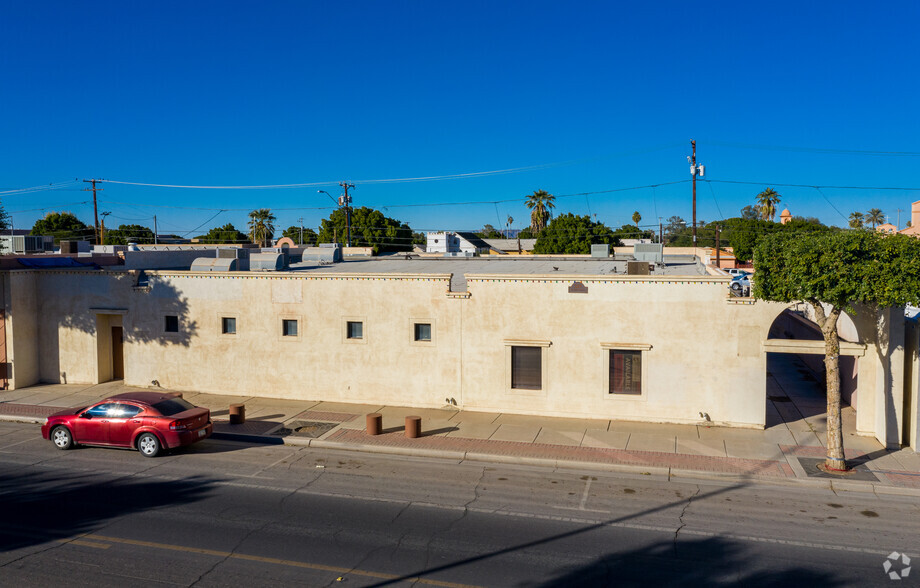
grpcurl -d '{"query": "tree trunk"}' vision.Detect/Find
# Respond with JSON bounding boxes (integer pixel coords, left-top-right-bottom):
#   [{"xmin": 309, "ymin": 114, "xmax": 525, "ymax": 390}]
[{"xmin": 811, "ymin": 301, "xmax": 846, "ymax": 471}]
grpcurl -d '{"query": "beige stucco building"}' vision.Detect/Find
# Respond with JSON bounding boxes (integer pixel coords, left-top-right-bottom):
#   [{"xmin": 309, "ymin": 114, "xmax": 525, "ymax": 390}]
[{"xmin": 2, "ymin": 255, "xmax": 918, "ymax": 450}]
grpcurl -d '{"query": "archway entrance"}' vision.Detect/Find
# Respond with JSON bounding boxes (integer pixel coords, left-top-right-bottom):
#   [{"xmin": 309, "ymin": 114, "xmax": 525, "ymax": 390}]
[{"xmin": 763, "ymin": 309, "xmax": 864, "ymax": 446}]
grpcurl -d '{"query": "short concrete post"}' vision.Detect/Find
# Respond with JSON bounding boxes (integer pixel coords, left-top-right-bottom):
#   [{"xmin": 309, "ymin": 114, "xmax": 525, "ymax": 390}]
[
  {"xmin": 405, "ymin": 416, "xmax": 421, "ymax": 439},
  {"xmin": 366, "ymin": 413, "xmax": 382, "ymax": 436},
  {"xmin": 229, "ymin": 404, "xmax": 246, "ymax": 425}
]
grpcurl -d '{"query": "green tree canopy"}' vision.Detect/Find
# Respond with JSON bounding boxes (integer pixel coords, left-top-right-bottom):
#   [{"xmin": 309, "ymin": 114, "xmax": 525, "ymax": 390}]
[
  {"xmin": 282, "ymin": 225, "xmax": 318, "ymax": 245},
  {"xmin": 740, "ymin": 205, "xmax": 760, "ymax": 220},
  {"xmin": 756, "ymin": 188, "xmax": 782, "ymax": 221},
  {"xmin": 754, "ymin": 231, "xmax": 920, "ymax": 471},
  {"xmin": 525, "ymin": 189, "xmax": 556, "ymax": 233},
  {"xmin": 317, "ymin": 206, "xmax": 414, "ymax": 253},
  {"xmin": 104, "ymin": 224, "xmax": 155, "ymax": 245},
  {"xmin": 631, "ymin": 211, "xmax": 642, "ymax": 226},
  {"xmin": 248, "ymin": 208, "xmax": 276, "ymax": 247},
  {"xmin": 866, "ymin": 208, "xmax": 885, "ymax": 228},
  {"xmin": 194, "ymin": 223, "xmax": 249, "ymax": 244},
  {"xmin": 476, "ymin": 224, "xmax": 502, "ymax": 239},
  {"xmin": 30, "ymin": 212, "xmax": 92, "ymax": 243},
  {"xmin": 613, "ymin": 223, "xmax": 654, "ymax": 241},
  {"xmin": 532, "ymin": 213, "xmax": 621, "ymax": 254}
]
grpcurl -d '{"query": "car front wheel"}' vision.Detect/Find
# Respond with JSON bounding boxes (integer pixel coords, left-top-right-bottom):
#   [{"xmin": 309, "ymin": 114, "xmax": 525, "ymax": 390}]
[
  {"xmin": 137, "ymin": 433, "xmax": 161, "ymax": 458},
  {"xmin": 51, "ymin": 426, "xmax": 74, "ymax": 450}
]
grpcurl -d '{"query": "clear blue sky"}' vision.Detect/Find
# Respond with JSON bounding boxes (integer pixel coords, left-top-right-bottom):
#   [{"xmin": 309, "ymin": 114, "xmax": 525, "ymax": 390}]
[{"xmin": 2, "ymin": 1, "xmax": 919, "ymax": 238}]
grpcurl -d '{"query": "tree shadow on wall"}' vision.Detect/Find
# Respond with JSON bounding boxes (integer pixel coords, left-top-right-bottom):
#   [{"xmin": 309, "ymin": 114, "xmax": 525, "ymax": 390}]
[
  {"xmin": 37, "ymin": 271, "xmax": 198, "ymax": 383},
  {"xmin": 0, "ymin": 466, "xmax": 214, "ymax": 553}
]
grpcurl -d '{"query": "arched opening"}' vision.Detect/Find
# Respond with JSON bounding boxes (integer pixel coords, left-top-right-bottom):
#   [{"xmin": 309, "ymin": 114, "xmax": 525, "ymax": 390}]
[{"xmin": 763, "ymin": 309, "xmax": 860, "ymax": 445}]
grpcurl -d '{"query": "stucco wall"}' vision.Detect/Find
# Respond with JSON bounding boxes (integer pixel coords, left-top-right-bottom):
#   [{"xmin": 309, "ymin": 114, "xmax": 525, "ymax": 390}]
[
  {"xmin": 15, "ymin": 267, "xmax": 907, "ymax": 438},
  {"xmin": 7, "ymin": 273, "xmax": 40, "ymax": 388}
]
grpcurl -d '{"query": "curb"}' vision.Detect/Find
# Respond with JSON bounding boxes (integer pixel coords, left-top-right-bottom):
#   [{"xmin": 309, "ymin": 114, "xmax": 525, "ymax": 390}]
[
  {"xmin": 7, "ymin": 416, "xmax": 920, "ymax": 497},
  {"xmin": 0, "ymin": 415, "xmax": 44, "ymax": 425}
]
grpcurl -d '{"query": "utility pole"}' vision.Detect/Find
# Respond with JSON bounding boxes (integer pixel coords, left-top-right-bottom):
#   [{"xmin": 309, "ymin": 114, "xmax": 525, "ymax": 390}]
[
  {"xmin": 298, "ymin": 217, "xmax": 304, "ymax": 246},
  {"xmin": 154, "ymin": 215, "xmax": 158, "ymax": 245},
  {"xmin": 100, "ymin": 211, "xmax": 111, "ymax": 246},
  {"xmin": 715, "ymin": 225, "xmax": 721, "ymax": 267},
  {"xmin": 339, "ymin": 181, "xmax": 355, "ymax": 247},
  {"xmin": 82, "ymin": 179, "xmax": 103, "ymax": 244},
  {"xmin": 658, "ymin": 218, "xmax": 663, "ymax": 245},
  {"xmin": 687, "ymin": 141, "xmax": 705, "ymax": 249},
  {"xmin": 897, "ymin": 209, "xmax": 904, "ymax": 230}
]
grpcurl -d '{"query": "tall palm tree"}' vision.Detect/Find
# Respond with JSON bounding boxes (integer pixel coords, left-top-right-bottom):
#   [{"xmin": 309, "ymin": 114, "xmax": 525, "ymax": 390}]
[
  {"xmin": 756, "ymin": 188, "xmax": 782, "ymax": 221},
  {"xmin": 865, "ymin": 208, "xmax": 885, "ymax": 229},
  {"xmin": 848, "ymin": 211, "xmax": 865, "ymax": 229},
  {"xmin": 248, "ymin": 208, "xmax": 276, "ymax": 246},
  {"xmin": 506, "ymin": 215, "xmax": 514, "ymax": 238},
  {"xmin": 632, "ymin": 211, "xmax": 642, "ymax": 226},
  {"xmin": 525, "ymin": 190, "xmax": 555, "ymax": 233}
]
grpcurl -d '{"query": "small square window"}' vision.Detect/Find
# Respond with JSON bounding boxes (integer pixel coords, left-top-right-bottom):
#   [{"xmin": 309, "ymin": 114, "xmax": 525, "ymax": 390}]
[
  {"xmin": 347, "ymin": 321, "xmax": 363, "ymax": 339},
  {"xmin": 164, "ymin": 315, "xmax": 179, "ymax": 333},
  {"xmin": 414, "ymin": 323, "xmax": 431, "ymax": 342},
  {"xmin": 511, "ymin": 346, "xmax": 542, "ymax": 390},
  {"xmin": 282, "ymin": 319, "xmax": 298, "ymax": 337},
  {"xmin": 609, "ymin": 350, "xmax": 642, "ymax": 394},
  {"xmin": 222, "ymin": 317, "xmax": 236, "ymax": 335}
]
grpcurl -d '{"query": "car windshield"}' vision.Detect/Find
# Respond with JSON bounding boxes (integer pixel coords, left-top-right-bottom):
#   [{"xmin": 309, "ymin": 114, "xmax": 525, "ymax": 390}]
[{"xmin": 152, "ymin": 398, "xmax": 196, "ymax": 416}]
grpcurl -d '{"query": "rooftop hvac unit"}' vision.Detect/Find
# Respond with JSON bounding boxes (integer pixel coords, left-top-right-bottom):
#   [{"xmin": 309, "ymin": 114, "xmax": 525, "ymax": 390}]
[
  {"xmin": 190, "ymin": 258, "xmax": 237, "ymax": 272},
  {"xmin": 633, "ymin": 243, "xmax": 663, "ymax": 264},
  {"xmin": 301, "ymin": 247, "xmax": 342, "ymax": 264},
  {"xmin": 591, "ymin": 244, "xmax": 610, "ymax": 258},
  {"xmin": 627, "ymin": 260, "xmax": 652, "ymax": 275},
  {"xmin": 250, "ymin": 252, "xmax": 286, "ymax": 271},
  {"xmin": 444, "ymin": 251, "xmax": 474, "ymax": 258}
]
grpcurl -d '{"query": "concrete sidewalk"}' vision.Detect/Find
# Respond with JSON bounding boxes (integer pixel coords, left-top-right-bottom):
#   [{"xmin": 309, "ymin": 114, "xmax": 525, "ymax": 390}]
[{"xmin": 3, "ymin": 375, "xmax": 920, "ymax": 495}]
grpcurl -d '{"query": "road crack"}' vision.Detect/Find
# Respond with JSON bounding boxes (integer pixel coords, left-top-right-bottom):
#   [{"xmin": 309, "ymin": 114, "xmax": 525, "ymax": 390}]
[{"xmin": 673, "ymin": 485, "xmax": 701, "ymax": 551}]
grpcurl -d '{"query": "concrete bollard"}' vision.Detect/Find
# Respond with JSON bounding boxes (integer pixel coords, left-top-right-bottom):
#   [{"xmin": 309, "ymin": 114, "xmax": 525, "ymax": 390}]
[
  {"xmin": 229, "ymin": 403, "xmax": 246, "ymax": 425},
  {"xmin": 405, "ymin": 416, "xmax": 421, "ymax": 439},
  {"xmin": 366, "ymin": 413, "xmax": 382, "ymax": 436}
]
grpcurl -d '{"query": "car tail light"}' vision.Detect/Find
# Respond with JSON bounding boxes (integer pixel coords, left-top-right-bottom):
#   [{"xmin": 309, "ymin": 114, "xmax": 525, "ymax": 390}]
[{"xmin": 169, "ymin": 420, "xmax": 187, "ymax": 431}]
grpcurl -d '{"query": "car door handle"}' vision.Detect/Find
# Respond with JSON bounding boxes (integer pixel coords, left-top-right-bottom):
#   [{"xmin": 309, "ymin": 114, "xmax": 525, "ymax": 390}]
[
  {"xmin": 132, "ymin": 420, "xmax": 141, "ymax": 423},
  {"xmin": 100, "ymin": 420, "xmax": 109, "ymax": 423}
]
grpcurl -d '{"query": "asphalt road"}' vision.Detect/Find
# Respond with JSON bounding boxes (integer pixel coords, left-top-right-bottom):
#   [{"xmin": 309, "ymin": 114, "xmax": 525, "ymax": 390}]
[{"xmin": 0, "ymin": 421, "xmax": 917, "ymax": 587}]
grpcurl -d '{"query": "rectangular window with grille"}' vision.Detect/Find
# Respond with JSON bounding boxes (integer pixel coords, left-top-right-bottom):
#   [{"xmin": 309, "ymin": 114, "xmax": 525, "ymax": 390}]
[
  {"xmin": 414, "ymin": 323, "xmax": 431, "ymax": 342},
  {"xmin": 511, "ymin": 346, "xmax": 542, "ymax": 390},
  {"xmin": 347, "ymin": 321, "xmax": 363, "ymax": 339},
  {"xmin": 164, "ymin": 315, "xmax": 179, "ymax": 333},
  {"xmin": 282, "ymin": 319, "xmax": 298, "ymax": 337},
  {"xmin": 609, "ymin": 349, "xmax": 642, "ymax": 394}
]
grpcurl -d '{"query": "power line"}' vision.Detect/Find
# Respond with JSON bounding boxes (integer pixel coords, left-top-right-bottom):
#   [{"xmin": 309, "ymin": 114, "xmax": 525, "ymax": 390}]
[
  {"xmin": 707, "ymin": 140, "xmax": 920, "ymax": 157},
  {"xmin": 704, "ymin": 179, "xmax": 920, "ymax": 191}
]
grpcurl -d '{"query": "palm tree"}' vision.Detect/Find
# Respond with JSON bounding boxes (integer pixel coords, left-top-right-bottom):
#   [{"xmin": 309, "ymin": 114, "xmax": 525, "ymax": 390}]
[
  {"xmin": 248, "ymin": 208, "xmax": 276, "ymax": 247},
  {"xmin": 506, "ymin": 215, "xmax": 514, "ymax": 238},
  {"xmin": 756, "ymin": 188, "xmax": 782, "ymax": 221},
  {"xmin": 848, "ymin": 211, "xmax": 865, "ymax": 229},
  {"xmin": 866, "ymin": 208, "xmax": 885, "ymax": 229},
  {"xmin": 632, "ymin": 211, "xmax": 641, "ymax": 226},
  {"xmin": 525, "ymin": 190, "xmax": 555, "ymax": 233}
]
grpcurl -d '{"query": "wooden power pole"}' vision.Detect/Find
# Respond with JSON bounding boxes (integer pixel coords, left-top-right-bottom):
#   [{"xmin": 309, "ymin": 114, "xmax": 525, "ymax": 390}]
[
  {"xmin": 83, "ymin": 179, "xmax": 103, "ymax": 244},
  {"xmin": 339, "ymin": 181, "xmax": 355, "ymax": 247}
]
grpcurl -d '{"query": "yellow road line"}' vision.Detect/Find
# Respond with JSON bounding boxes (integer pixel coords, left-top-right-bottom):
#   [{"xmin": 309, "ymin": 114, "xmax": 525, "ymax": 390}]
[
  {"xmin": 56, "ymin": 538, "xmax": 111, "ymax": 549},
  {"xmin": 85, "ymin": 534, "xmax": 478, "ymax": 588}
]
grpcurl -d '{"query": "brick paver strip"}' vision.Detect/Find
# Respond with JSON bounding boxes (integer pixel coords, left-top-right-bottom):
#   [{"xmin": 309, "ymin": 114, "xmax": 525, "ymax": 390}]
[
  {"xmin": 882, "ymin": 473, "xmax": 920, "ymax": 489},
  {"xmin": 780, "ymin": 445, "xmax": 871, "ymax": 459},
  {"xmin": 293, "ymin": 410, "xmax": 358, "ymax": 423},
  {"xmin": 328, "ymin": 429, "xmax": 794, "ymax": 478},
  {"xmin": 0, "ymin": 403, "xmax": 59, "ymax": 418}
]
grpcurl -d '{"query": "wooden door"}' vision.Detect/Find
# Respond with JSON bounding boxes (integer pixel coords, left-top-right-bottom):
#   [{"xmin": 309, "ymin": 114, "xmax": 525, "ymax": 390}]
[{"xmin": 111, "ymin": 326, "xmax": 124, "ymax": 380}]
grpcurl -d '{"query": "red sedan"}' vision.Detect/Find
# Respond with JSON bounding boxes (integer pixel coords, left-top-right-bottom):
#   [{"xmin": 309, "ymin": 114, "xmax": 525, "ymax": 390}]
[{"xmin": 41, "ymin": 392, "xmax": 212, "ymax": 458}]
